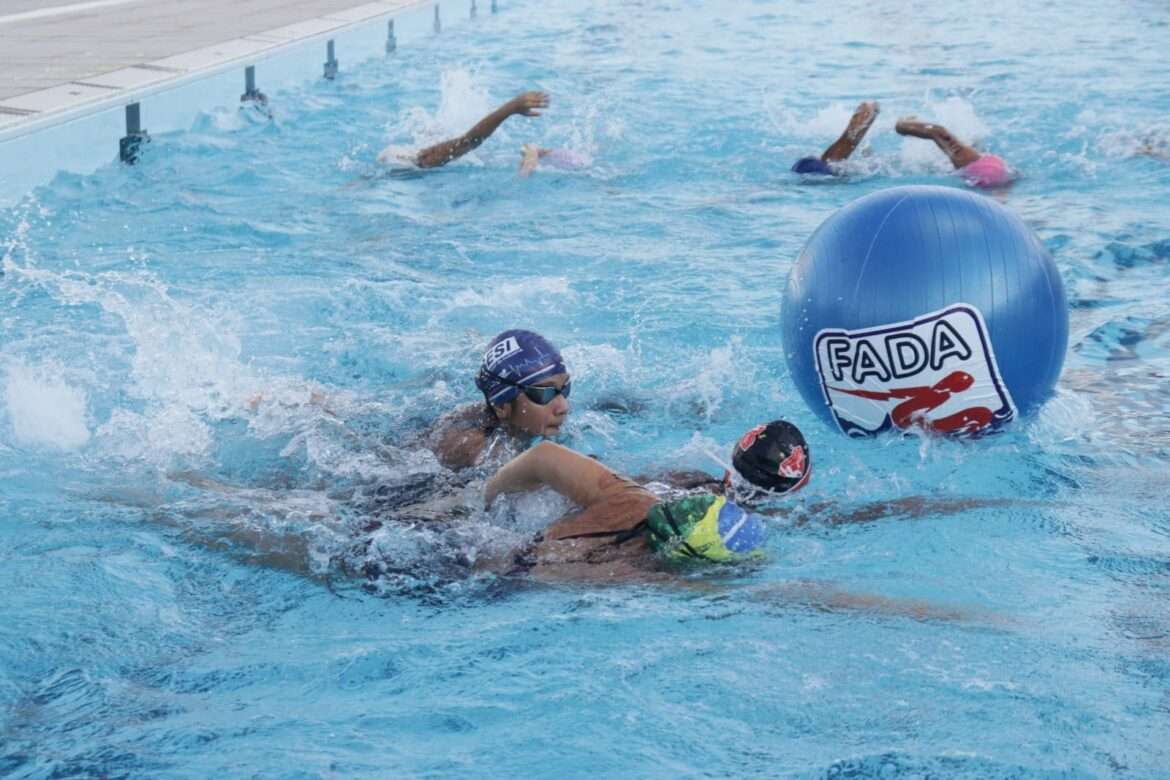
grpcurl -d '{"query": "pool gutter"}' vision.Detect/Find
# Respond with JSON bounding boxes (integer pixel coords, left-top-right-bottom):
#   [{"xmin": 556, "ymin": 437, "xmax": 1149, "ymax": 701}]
[{"xmin": 0, "ymin": 0, "xmax": 488, "ymax": 207}]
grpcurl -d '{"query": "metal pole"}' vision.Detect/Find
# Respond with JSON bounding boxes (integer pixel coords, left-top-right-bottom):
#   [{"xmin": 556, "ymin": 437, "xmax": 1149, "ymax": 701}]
[{"xmin": 323, "ymin": 39, "xmax": 339, "ymax": 79}]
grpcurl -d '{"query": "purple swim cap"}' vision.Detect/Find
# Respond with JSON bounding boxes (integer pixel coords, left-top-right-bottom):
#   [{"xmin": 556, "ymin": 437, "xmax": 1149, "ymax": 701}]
[{"xmin": 475, "ymin": 330, "xmax": 567, "ymax": 405}]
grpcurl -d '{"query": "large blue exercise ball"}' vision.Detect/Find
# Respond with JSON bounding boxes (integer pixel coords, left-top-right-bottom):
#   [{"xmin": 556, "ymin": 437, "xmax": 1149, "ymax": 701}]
[{"xmin": 781, "ymin": 185, "xmax": 1067, "ymax": 438}]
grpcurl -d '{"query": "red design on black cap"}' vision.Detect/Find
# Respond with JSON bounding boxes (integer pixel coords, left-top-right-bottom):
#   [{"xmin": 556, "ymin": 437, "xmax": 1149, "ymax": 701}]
[
  {"xmin": 737, "ymin": 424, "xmax": 767, "ymax": 452},
  {"xmin": 777, "ymin": 445, "xmax": 806, "ymax": 480}
]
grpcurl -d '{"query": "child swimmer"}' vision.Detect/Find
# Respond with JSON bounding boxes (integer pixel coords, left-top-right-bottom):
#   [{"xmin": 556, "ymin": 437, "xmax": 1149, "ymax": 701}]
[
  {"xmin": 895, "ymin": 116, "xmax": 1013, "ymax": 188},
  {"xmin": 429, "ymin": 330, "xmax": 572, "ymax": 469},
  {"xmin": 518, "ymin": 144, "xmax": 593, "ymax": 177},
  {"xmin": 483, "ymin": 420, "xmax": 812, "ymax": 580}
]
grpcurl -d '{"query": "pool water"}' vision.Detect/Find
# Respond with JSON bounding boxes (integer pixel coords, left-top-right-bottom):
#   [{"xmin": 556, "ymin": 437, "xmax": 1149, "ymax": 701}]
[{"xmin": 3, "ymin": 0, "xmax": 1170, "ymax": 776}]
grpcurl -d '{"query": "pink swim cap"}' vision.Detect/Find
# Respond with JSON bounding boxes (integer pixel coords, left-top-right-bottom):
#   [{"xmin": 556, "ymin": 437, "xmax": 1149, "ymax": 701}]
[
  {"xmin": 959, "ymin": 154, "xmax": 1011, "ymax": 188},
  {"xmin": 542, "ymin": 148, "xmax": 591, "ymax": 170}
]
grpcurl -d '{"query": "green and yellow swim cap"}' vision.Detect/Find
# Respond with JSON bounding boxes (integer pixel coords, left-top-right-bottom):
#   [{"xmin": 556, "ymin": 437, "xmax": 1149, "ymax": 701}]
[{"xmin": 644, "ymin": 495, "xmax": 768, "ymax": 562}]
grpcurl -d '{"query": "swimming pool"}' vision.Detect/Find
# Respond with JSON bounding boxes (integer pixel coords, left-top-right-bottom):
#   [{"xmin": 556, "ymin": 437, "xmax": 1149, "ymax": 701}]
[{"xmin": 3, "ymin": 0, "xmax": 1170, "ymax": 775}]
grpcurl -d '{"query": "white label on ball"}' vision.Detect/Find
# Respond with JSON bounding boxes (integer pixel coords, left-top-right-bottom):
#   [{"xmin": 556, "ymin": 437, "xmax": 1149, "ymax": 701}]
[{"xmin": 813, "ymin": 304, "xmax": 1016, "ymax": 437}]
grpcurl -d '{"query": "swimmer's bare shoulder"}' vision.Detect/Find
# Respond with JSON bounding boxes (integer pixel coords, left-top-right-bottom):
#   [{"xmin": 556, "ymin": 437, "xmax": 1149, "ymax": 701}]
[{"xmin": 429, "ymin": 404, "xmax": 494, "ymax": 469}]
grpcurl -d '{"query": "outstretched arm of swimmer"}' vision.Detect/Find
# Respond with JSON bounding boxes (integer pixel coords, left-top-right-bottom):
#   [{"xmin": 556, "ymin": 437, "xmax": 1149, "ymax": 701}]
[
  {"xmin": 764, "ymin": 496, "xmax": 1046, "ymax": 528},
  {"xmin": 895, "ymin": 117, "xmax": 982, "ymax": 169},
  {"xmin": 749, "ymin": 580, "xmax": 1009, "ymax": 625},
  {"xmin": 415, "ymin": 91, "xmax": 549, "ymax": 169},
  {"xmin": 485, "ymin": 441, "xmax": 628, "ymax": 508},
  {"xmin": 820, "ymin": 101, "xmax": 879, "ymax": 162}
]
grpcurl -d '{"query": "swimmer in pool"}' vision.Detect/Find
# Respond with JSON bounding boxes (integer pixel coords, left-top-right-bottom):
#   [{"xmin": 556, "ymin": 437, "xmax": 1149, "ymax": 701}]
[
  {"xmin": 1135, "ymin": 133, "xmax": 1169, "ymax": 160},
  {"xmin": 483, "ymin": 419, "xmax": 1021, "ymax": 585},
  {"xmin": 482, "ymin": 420, "xmax": 810, "ymax": 581},
  {"xmin": 377, "ymin": 90, "xmax": 550, "ymax": 169},
  {"xmin": 791, "ymin": 101, "xmax": 880, "ymax": 176},
  {"xmin": 895, "ymin": 116, "xmax": 1013, "ymax": 188},
  {"xmin": 429, "ymin": 329, "xmax": 571, "ymax": 470},
  {"xmin": 518, "ymin": 144, "xmax": 592, "ymax": 177},
  {"xmin": 159, "ymin": 418, "xmax": 1008, "ymax": 619}
]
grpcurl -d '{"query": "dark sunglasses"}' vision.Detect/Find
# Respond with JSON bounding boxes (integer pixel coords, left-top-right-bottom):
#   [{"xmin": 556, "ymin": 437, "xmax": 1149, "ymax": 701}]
[{"xmin": 485, "ymin": 371, "xmax": 572, "ymax": 406}]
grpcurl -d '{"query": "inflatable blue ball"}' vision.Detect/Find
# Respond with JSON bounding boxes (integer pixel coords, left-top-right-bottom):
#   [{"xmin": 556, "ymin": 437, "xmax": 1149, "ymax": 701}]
[{"xmin": 781, "ymin": 185, "xmax": 1067, "ymax": 438}]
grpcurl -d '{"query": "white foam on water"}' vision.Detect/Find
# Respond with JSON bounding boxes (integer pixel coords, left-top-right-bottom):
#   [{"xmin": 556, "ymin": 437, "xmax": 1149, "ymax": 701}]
[
  {"xmin": 434, "ymin": 68, "xmax": 495, "ymax": 136},
  {"xmin": 808, "ymin": 103, "xmax": 863, "ymax": 140},
  {"xmin": 675, "ymin": 430, "xmax": 730, "ymax": 470},
  {"xmin": 449, "ymin": 276, "xmax": 573, "ymax": 309},
  {"xmin": 561, "ymin": 342, "xmax": 633, "ymax": 383},
  {"xmin": 1, "ymin": 259, "xmax": 306, "ymax": 469},
  {"xmin": 492, "ymin": 488, "xmax": 572, "ymax": 537},
  {"xmin": 91, "ymin": 406, "xmax": 210, "ymax": 468},
  {"xmin": 1, "ymin": 361, "xmax": 91, "ymax": 450},
  {"xmin": 377, "ymin": 67, "xmax": 497, "ymax": 164},
  {"xmin": 667, "ymin": 338, "xmax": 747, "ymax": 422},
  {"xmin": 1095, "ymin": 122, "xmax": 1170, "ymax": 161},
  {"xmin": 761, "ymin": 97, "xmax": 856, "ymax": 140},
  {"xmin": 1030, "ymin": 388, "xmax": 1097, "ymax": 449},
  {"xmin": 897, "ymin": 95, "xmax": 991, "ymax": 172}
]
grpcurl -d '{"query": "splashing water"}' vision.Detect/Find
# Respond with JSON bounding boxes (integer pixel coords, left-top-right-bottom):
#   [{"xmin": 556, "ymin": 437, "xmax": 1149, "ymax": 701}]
[{"xmin": 3, "ymin": 0, "xmax": 1170, "ymax": 776}]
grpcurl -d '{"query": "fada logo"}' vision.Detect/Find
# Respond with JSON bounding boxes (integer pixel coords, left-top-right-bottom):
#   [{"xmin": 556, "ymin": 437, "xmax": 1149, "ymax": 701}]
[
  {"xmin": 813, "ymin": 304, "xmax": 1016, "ymax": 437},
  {"xmin": 483, "ymin": 337, "xmax": 522, "ymax": 370}
]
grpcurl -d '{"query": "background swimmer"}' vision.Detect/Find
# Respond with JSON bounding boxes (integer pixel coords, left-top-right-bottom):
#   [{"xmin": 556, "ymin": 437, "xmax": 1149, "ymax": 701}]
[
  {"xmin": 1135, "ymin": 132, "xmax": 1169, "ymax": 160},
  {"xmin": 896, "ymin": 116, "xmax": 1013, "ymax": 187},
  {"xmin": 791, "ymin": 101, "xmax": 880, "ymax": 176},
  {"xmin": 377, "ymin": 90, "xmax": 549, "ymax": 169},
  {"xmin": 430, "ymin": 329, "xmax": 571, "ymax": 469},
  {"xmin": 518, "ymin": 144, "xmax": 593, "ymax": 177}
]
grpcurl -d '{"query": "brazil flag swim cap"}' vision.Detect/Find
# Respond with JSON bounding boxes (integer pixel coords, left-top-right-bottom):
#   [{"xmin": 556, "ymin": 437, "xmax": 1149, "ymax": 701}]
[
  {"xmin": 644, "ymin": 495, "xmax": 767, "ymax": 562},
  {"xmin": 731, "ymin": 420, "xmax": 811, "ymax": 495},
  {"xmin": 474, "ymin": 330, "xmax": 566, "ymax": 405}
]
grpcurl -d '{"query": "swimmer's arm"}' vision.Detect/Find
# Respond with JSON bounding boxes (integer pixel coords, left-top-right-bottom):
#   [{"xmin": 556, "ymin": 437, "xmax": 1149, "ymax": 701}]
[
  {"xmin": 751, "ymin": 580, "xmax": 1008, "ymax": 625},
  {"xmin": 246, "ymin": 386, "xmax": 338, "ymax": 416},
  {"xmin": 141, "ymin": 485, "xmax": 321, "ymax": 579},
  {"xmin": 485, "ymin": 441, "xmax": 626, "ymax": 508},
  {"xmin": 769, "ymin": 496, "xmax": 1047, "ymax": 528},
  {"xmin": 415, "ymin": 91, "xmax": 549, "ymax": 169},
  {"xmin": 1136, "ymin": 143, "xmax": 1169, "ymax": 160},
  {"xmin": 518, "ymin": 144, "xmax": 543, "ymax": 177}
]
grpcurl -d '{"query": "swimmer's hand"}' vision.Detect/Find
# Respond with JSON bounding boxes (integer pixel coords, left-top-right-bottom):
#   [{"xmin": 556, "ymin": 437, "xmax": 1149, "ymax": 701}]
[
  {"xmin": 518, "ymin": 144, "xmax": 542, "ymax": 177},
  {"xmin": 508, "ymin": 91, "xmax": 549, "ymax": 117},
  {"xmin": 246, "ymin": 387, "xmax": 333, "ymax": 415},
  {"xmin": 483, "ymin": 468, "xmax": 516, "ymax": 508}
]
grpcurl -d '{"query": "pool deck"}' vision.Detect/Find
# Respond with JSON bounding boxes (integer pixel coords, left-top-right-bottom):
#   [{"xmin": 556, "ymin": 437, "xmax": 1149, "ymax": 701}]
[{"xmin": 0, "ymin": 0, "xmax": 426, "ymax": 131}]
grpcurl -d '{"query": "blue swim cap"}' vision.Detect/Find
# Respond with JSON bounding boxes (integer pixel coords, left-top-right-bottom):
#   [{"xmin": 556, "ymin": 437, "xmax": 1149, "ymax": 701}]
[
  {"xmin": 792, "ymin": 156, "xmax": 834, "ymax": 176},
  {"xmin": 475, "ymin": 330, "xmax": 567, "ymax": 405}
]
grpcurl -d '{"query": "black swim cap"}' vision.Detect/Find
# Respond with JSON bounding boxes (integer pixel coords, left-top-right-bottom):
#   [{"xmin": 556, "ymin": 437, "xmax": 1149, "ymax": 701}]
[{"xmin": 731, "ymin": 420, "xmax": 811, "ymax": 495}]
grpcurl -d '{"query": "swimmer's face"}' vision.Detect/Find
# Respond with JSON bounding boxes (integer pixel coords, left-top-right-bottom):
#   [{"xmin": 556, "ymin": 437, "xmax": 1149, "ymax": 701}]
[{"xmin": 496, "ymin": 372, "xmax": 570, "ymax": 438}]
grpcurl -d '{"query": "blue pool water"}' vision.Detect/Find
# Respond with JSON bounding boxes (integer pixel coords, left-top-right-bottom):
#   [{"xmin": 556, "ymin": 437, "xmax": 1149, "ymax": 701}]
[{"xmin": 3, "ymin": 0, "xmax": 1170, "ymax": 776}]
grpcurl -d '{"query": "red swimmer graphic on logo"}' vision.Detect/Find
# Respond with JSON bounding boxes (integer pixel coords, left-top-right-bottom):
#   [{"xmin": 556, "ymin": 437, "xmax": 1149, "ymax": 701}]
[{"xmin": 813, "ymin": 305, "xmax": 1016, "ymax": 437}]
